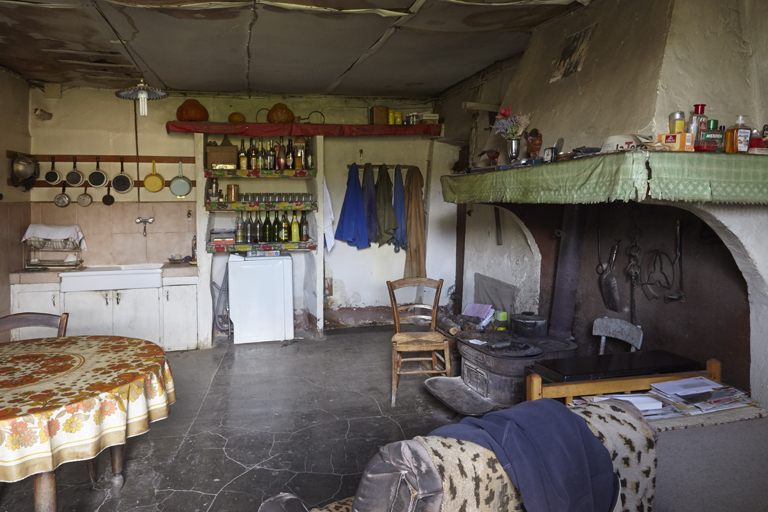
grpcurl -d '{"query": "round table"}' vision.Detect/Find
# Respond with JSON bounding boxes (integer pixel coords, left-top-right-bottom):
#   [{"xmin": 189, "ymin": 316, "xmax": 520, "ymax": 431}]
[{"xmin": 0, "ymin": 336, "xmax": 175, "ymax": 511}]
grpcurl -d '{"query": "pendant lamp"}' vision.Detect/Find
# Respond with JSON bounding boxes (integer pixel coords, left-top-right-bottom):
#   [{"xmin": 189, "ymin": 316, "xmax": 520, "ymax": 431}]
[{"xmin": 115, "ymin": 79, "xmax": 168, "ymax": 116}]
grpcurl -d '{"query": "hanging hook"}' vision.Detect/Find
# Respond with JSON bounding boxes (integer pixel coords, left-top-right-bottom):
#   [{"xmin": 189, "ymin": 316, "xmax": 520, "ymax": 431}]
[{"xmin": 359, "ymin": 149, "xmax": 363, "ymax": 162}]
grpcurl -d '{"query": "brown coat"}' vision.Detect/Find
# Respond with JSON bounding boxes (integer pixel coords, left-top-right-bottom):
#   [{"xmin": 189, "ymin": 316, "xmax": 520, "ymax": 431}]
[{"xmin": 404, "ymin": 167, "xmax": 426, "ymax": 278}]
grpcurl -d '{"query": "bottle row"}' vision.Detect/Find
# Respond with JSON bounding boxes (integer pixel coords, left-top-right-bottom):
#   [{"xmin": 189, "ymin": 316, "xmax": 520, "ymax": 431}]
[
  {"xmin": 668, "ymin": 104, "xmax": 767, "ymax": 153},
  {"xmin": 234, "ymin": 210, "xmax": 310, "ymax": 244},
  {"xmin": 237, "ymin": 136, "xmax": 314, "ymax": 172}
]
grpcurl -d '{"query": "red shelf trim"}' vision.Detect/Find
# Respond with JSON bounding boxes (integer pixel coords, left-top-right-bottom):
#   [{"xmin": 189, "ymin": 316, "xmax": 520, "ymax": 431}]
[{"xmin": 166, "ymin": 121, "xmax": 442, "ymax": 137}]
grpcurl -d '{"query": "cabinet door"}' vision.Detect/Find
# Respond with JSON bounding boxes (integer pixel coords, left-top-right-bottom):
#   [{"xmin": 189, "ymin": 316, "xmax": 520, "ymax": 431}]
[
  {"xmin": 10, "ymin": 284, "xmax": 62, "ymax": 340},
  {"xmin": 62, "ymin": 291, "xmax": 114, "ymax": 336},
  {"xmin": 113, "ymin": 288, "xmax": 162, "ymax": 345},
  {"xmin": 162, "ymin": 285, "xmax": 198, "ymax": 351}
]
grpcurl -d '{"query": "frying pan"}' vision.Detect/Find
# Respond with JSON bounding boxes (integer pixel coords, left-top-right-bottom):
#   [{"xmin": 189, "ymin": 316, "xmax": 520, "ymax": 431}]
[
  {"xmin": 169, "ymin": 160, "xmax": 192, "ymax": 197},
  {"xmin": 54, "ymin": 184, "xmax": 70, "ymax": 208},
  {"xmin": 102, "ymin": 184, "xmax": 115, "ymax": 205},
  {"xmin": 77, "ymin": 184, "xmax": 93, "ymax": 207},
  {"xmin": 45, "ymin": 156, "xmax": 62, "ymax": 185},
  {"xmin": 88, "ymin": 156, "xmax": 108, "ymax": 188},
  {"xmin": 144, "ymin": 159, "xmax": 165, "ymax": 193},
  {"xmin": 112, "ymin": 156, "xmax": 133, "ymax": 194},
  {"xmin": 65, "ymin": 156, "xmax": 84, "ymax": 187}
]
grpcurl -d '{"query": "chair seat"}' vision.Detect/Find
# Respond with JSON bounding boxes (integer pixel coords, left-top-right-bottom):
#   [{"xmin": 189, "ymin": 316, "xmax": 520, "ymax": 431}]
[{"xmin": 392, "ymin": 331, "xmax": 447, "ymax": 347}]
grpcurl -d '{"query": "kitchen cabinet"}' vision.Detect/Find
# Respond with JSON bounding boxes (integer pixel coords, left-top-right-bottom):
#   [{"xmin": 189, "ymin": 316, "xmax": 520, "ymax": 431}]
[
  {"xmin": 10, "ymin": 283, "xmax": 61, "ymax": 340},
  {"xmin": 162, "ymin": 283, "xmax": 198, "ymax": 351}
]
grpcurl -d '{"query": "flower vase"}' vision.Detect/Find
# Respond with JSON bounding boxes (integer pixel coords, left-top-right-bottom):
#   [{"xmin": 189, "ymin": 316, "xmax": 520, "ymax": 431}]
[{"xmin": 507, "ymin": 138, "xmax": 520, "ymax": 163}]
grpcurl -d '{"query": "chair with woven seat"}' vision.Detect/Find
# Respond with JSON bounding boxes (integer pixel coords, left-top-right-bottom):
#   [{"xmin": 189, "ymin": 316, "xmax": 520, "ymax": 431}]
[
  {"xmin": 386, "ymin": 277, "xmax": 451, "ymax": 407},
  {"xmin": 0, "ymin": 312, "xmax": 69, "ymax": 340}
]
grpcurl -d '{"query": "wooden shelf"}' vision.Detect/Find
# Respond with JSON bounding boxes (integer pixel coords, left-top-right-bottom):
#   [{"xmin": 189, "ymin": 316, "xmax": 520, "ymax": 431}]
[
  {"xmin": 167, "ymin": 121, "xmax": 443, "ymax": 138},
  {"xmin": 206, "ymin": 241, "xmax": 317, "ymax": 253},
  {"xmin": 6, "ymin": 150, "xmax": 195, "ymax": 164},
  {"xmin": 204, "ymin": 169, "xmax": 316, "ymax": 179},
  {"xmin": 205, "ymin": 201, "xmax": 317, "ymax": 212}
]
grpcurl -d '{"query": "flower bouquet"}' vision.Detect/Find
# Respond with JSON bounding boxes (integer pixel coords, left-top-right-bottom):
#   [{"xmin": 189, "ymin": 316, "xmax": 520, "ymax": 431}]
[{"xmin": 493, "ymin": 106, "xmax": 531, "ymax": 161}]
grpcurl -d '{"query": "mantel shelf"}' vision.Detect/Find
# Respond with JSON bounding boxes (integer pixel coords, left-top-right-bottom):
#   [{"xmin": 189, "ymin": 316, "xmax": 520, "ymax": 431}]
[{"xmin": 166, "ymin": 121, "xmax": 443, "ymax": 137}]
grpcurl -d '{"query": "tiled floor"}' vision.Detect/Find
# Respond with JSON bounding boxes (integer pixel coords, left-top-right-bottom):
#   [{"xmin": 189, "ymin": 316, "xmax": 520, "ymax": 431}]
[{"xmin": 0, "ymin": 327, "xmax": 457, "ymax": 511}]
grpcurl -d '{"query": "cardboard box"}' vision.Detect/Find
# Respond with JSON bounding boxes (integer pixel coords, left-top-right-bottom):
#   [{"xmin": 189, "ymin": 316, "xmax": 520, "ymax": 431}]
[
  {"xmin": 206, "ymin": 145, "xmax": 238, "ymax": 167},
  {"xmin": 420, "ymin": 119, "xmax": 439, "ymax": 125},
  {"xmin": 370, "ymin": 106, "xmax": 389, "ymax": 125},
  {"xmin": 658, "ymin": 133, "xmax": 694, "ymax": 152}
]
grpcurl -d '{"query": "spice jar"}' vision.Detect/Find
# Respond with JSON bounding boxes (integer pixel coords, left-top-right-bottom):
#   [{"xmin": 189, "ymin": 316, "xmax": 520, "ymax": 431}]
[{"xmin": 226, "ymin": 184, "xmax": 239, "ymax": 202}]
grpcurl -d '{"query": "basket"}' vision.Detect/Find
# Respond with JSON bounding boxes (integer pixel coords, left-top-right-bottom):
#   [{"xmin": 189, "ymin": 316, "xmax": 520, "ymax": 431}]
[{"xmin": 26, "ymin": 237, "xmax": 80, "ymax": 250}]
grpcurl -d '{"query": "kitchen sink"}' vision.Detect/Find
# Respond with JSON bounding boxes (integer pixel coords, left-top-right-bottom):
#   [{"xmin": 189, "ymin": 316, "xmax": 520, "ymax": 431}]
[{"xmin": 59, "ymin": 264, "xmax": 163, "ymax": 292}]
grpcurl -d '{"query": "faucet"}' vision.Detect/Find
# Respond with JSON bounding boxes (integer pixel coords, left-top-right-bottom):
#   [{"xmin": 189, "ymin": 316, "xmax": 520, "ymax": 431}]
[{"xmin": 136, "ymin": 217, "xmax": 155, "ymax": 237}]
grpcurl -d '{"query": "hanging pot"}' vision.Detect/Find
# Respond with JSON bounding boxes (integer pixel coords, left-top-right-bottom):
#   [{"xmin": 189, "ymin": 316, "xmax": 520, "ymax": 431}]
[
  {"xmin": 112, "ymin": 156, "xmax": 133, "ymax": 194},
  {"xmin": 65, "ymin": 156, "xmax": 85, "ymax": 187},
  {"xmin": 77, "ymin": 184, "xmax": 93, "ymax": 207},
  {"xmin": 54, "ymin": 184, "xmax": 71, "ymax": 208},
  {"xmin": 143, "ymin": 159, "xmax": 165, "ymax": 193},
  {"xmin": 102, "ymin": 184, "xmax": 115, "ymax": 205},
  {"xmin": 44, "ymin": 157, "xmax": 62, "ymax": 185},
  {"xmin": 169, "ymin": 160, "xmax": 192, "ymax": 197},
  {"xmin": 88, "ymin": 156, "xmax": 108, "ymax": 188}
]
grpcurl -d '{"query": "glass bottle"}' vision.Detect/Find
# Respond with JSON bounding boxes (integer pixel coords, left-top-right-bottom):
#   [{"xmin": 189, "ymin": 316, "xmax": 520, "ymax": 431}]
[
  {"xmin": 725, "ymin": 115, "xmax": 752, "ymax": 154},
  {"xmin": 300, "ymin": 211, "xmax": 309, "ymax": 242},
  {"xmin": 267, "ymin": 139, "xmax": 276, "ymax": 170},
  {"xmin": 260, "ymin": 138, "xmax": 267, "ymax": 170},
  {"xmin": 271, "ymin": 211, "xmax": 280, "ymax": 242},
  {"xmin": 689, "ymin": 104, "xmax": 708, "ymax": 142},
  {"xmin": 276, "ymin": 137, "xmax": 286, "ymax": 171},
  {"xmin": 263, "ymin": 210, "xmax": 273, "ymax": 242},
  {"xmin": 243, "ymin": 211, "xmax": 253, "ymax": 243},
  {"xmin": 304, "ymin": 136, "xmax": 314, "ymax": 170},
  {"xmin": 256, "ymin": 139, "xmax": 264, "ymax": 170},
  {"xmin": 248, "ymin": 138, "xmax": 257, "ymax": 170},
  {"xmin": 281, "ymin": 211, "xmax": 290, "ymax": 241},
  {"xmin": 238, "ymin": 139, "xmax": 247, "ymax": 171},
  {"xmin": 254, "ymin": 211, "xmax": 263, "ymax": 243},
  {"xmin": 286, "ymin": 139, "xmax": 294, "ymax": 170},
  {"xmin": 234, "ymin": 212, "xmax": 244, "ymax": 243},
  {"xmin": 291, "ymin": 211, "xmax": 300, "ymax": 242}
]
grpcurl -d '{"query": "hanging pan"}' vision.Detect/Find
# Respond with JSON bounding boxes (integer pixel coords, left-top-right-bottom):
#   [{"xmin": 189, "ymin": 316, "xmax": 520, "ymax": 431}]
[
  {"xmin": 88, "ymin": 156, "xmax": 108, "ymax": 188},
  {"xmin": 44, "ymin": 156, "xmax": 62, "ymax": 185},
  {"xmin": 144, "ymin": 159, "xmax": 164, "ymax": 193},
  {"xmin": 169, "ymin": 160, "xmax": 192, "ymax": 198},
  {"xmin": 102, "ymin": 184, "xmax": 115, "ymax": 205},
  {"xmin": 65, "ymin": 156, "xmax": 84, "ymax": 187},
  {"xmin": 112, "ymin": 156, "xmax": 133, "ymax": 194},
  {"xmin": 54, "ymin": 184, "xmax": 70, "ymax": 208},
  {"xmin": 77, "ymin": 184, "xmax": 93, "ymax": 207}
]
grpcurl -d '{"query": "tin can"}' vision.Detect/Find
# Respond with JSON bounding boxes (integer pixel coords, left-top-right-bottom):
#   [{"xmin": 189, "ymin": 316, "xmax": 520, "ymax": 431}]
[
  {"xmin": 388, "ymin": 110, "xmax": 395, "ymax": 125},
  {"xmin": 669, "ymin": 111, "xmax": 686, "ymax": 133},
  {"xmin": 394, "ymin": 111, "xmax": 403, "ymax": 125},
  {"xmin": 226, "ymin": 184, "xmax": 239, "ymax": 202}
]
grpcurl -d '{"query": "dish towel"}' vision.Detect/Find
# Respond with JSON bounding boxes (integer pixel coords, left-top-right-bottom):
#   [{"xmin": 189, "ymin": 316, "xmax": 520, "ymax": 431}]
[
  {"xmin": 334, "ymin": 163, "xmax": 370, "ymax": 249},
  {"xmin": 362, "ymin": 163, "xmax": 378, "ymax": 243},
  {"xmin": 323, "ymin": 177, "xmax": 335, "ymax": 253},
  {"xmin": 375, "ymin": 164, "xmax": 398, "ymax": 247},
  {"xmin": 22, "ymin": 224, "xmax": 88, "ymax": 250},
  {"xmin": 404, "ymin": 167, "xmax": 426, "ymax": 278},
  {"xmin": 392, "ymin": 165, "xmax": 407, "ymax": 252}
]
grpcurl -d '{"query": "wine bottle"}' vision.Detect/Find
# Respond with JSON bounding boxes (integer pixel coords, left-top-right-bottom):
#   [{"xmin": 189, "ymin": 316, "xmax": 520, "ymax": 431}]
[
  {"xmin": 304, "ymin": 136, "xmax": 313, "ymax": 170},
  {"xmin": 281, "ymin": 211, "xmax": 290, "ymax": 241},
  {"xmin": 277, "ymin": 137, "xmax": 286, "ymax": 171},
  {"xmin": 234, "ymin": 212, "xmax": 244, "ymax": 243},
  {"xmin": 260, "ymin": 138, "xmax": 267, "ymax": 170},
  {"xmin": 271, "ymin": 211, "xmax": 280, "ymax": 242},
  {"xmin": 263, "ymin": 211, "xmax": 272, "ymax": 242},
  {"xmin": 238, "ymin": 139, "xmax": 247, "ymax": 171},
  {"xmin": 256, "ymin": 139, "xmax": 264, "ymax": 170},
  {"xmin": 248, "ymin": 138, "xmax": 257, "ymax": 170},
  {"xmin": 300, "ymin": 211, "xmax": 309, "ymax": 242},
  {"xmin": 244, "ymin": 211, "xmax": 253, "ymax": 243},
  {"xmin": 291, "ymin": 211, "xmax": 299, "ymax": 242},
  {"xmin": 267, "ymin": 140, "xmax": 276, "ymax": 170},
  {"xmin": 254, "ymin": 211, "xmax": 263, "ymax": 243},
  {"xmin": 286, "ymin": 139, "xmax": 294, "ymax": 170}
]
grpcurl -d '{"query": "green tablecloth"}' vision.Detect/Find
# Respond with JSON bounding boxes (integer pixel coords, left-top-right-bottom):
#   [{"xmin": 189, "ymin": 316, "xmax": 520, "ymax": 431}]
[{"xmin": 440, "ymin": 151, "xmax": 768, "ymax": 205}]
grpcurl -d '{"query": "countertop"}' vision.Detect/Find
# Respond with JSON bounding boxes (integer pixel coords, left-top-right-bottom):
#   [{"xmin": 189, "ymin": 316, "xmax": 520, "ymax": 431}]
[{"xmin": 10, "ymin": 263, "xmax": 198, "ymax": 285}]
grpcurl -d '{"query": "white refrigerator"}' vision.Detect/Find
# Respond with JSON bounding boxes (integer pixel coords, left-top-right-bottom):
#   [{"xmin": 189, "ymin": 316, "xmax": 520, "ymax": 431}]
[{"xmin": 228, "ymin": 253, "xmax": 294, "ymax": 343}]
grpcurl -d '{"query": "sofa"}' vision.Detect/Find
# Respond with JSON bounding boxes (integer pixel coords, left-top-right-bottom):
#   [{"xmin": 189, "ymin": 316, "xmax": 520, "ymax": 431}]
[{"xmin": 259, "ymin": 399, "xmax": 657, "ymax": 512}]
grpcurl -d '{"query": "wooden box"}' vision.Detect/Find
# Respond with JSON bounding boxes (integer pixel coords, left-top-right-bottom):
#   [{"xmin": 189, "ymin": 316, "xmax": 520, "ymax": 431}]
[
  {"xmin": 370, "ymin": 106, "xmax": 389, "ymax": 125},
  {"xmin": 206, "ymin": 145, "xmax": 238, "ymax": 167}
]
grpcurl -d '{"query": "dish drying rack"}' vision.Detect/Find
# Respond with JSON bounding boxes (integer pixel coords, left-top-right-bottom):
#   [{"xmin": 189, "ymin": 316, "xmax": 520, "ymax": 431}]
[{"xmin": 24, "ymin": 237, "xmax": 83, "ymax": 270}]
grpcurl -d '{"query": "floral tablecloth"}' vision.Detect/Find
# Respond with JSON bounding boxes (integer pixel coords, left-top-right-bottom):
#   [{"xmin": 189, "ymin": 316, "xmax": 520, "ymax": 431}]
[{"xmin": 0, "ymin": 336, "xmax": 175, "ymax": 482}]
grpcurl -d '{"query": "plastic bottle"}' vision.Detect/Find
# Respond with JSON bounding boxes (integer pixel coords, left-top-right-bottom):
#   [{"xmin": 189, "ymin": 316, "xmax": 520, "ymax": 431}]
[
  {"xmin": 725, "ymin": 115, "xmax": 752, "ymax": 154},
  {"xmin": 689, "ymin": 104, "xmax": 708, "ymax": 141}
]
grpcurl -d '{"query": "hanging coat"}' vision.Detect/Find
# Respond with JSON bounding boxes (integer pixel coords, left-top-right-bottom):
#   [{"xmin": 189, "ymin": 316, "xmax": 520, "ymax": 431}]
[
  {"xmin": 392, "ymin": 165, "xmax": 407, "ymax": 252},
  {"xmin": 334, "ymin": 163, "xmax": 369, "ymax": 249},
  {"xmin": 375, "ymin": 164, "xmax": 398, "ymax": 247},
  {"xmin": 404, "ymin": 167, "xmax": 427, "ymax": 278},
  {"xmin": 362, "ymin": 163, "xmax": 378, "ymax": 243}
]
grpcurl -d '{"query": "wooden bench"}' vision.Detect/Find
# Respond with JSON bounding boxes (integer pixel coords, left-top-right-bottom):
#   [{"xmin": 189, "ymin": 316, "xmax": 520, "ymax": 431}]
[{"xmin": 526, "ymin": 357, "xmax": 722, "ymax": 404}]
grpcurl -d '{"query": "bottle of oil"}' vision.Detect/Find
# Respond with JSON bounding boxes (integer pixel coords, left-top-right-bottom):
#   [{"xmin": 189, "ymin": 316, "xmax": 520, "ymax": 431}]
[
  {"xmin": 725, "ymin": 115, "xmax": 752, "ymax": 154},
  {"xmin": 290, "ymin": 211, "xmax": 300, "ymax": 242}
]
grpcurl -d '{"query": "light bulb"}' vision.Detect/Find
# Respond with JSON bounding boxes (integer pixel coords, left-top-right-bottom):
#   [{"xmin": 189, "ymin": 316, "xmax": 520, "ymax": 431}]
[{"xmin": 138, "ymin": 89, "xmax": 148, "ymax": 116}]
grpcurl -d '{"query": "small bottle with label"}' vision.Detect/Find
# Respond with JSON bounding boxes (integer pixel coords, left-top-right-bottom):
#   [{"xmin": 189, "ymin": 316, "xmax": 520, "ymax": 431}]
[
  {"xmin": 689, "ymin": 104, "xmax": 708, "ymax": 142},
  {"xmin": 695, "ymin": 119, "xmax": 723, "ymax": 152},
  {"xmin": 300, "ymin": 212, "xmax": 309, "ymax": 242},
  {"xmin": 725, "ymin": 115, "xmax": 752, "ymax": 154}
]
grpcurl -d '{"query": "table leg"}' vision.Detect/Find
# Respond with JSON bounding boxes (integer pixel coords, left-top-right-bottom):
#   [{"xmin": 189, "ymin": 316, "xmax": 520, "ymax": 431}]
[
  {"xmin": 110, "ymin": 445, "xmax": 124, "ymax": 489},
  {"xmin": 34, "ymin": 471, "xmax": 57, "ymax": 512},
  {"xmin": 86, "ymin": 459, "xmax": 96, "ymax": 486}
]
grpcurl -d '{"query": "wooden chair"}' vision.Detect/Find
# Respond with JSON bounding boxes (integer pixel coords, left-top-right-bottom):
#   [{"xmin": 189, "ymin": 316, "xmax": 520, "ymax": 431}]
[
  {"xmin": 0, "ymin": 312, "xmax": 69, "ymax": 339},
  {"xmin": 594, "ymin": 317, "xmax": 642, "ymax": 355},
  {"xmin": 387, "ymin": 278, "xmax": 451, "ymax": 407}
]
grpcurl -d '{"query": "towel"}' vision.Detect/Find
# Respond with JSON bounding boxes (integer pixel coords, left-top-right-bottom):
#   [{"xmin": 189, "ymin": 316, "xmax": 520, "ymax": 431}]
[
  {"xmin": 22, "ymin": 224, "xmax": 87, "ymax": 250},
  {"xmin": 392, "ymin": 165, "xmax": 407, "ymax": 252},
  {"xmin": 404, "ymin": 167, "xmax": 426, "ymax": 278},
  {"xmin": 375, "ymin": 164, "xmax": 398, "ymax": 247},
  {"xmin": 362, "ymin": 163, "xmax": 378, "ymax": 243},
  {"xmin": 334, "ymin": 163, "xmax": 369, "ymax": 249},
  {"xmin": 323, "ymin": 177, "xmax": 335, "ymax": 253}
]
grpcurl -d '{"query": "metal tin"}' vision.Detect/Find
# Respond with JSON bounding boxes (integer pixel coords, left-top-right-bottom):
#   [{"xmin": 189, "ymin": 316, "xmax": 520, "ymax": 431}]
[
  {"xmin": 388, "ymin": 110, "xmax": 395, "ymax": 125},
  {"xmin": 669, "ymin": 111, "xmax": 686, "ymax": 133},
  {"xmin": 394, "ymin": 111, "xmax": 403, "ymax": 125}
]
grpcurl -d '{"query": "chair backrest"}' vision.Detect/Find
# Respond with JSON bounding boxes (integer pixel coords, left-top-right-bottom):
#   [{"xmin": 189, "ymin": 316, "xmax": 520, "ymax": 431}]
[
  {"xmin": 593, "ymin": 317, "xmax": 642, "ymax": 354},
  {"xmin": 0, "ymin": 313, "xmax": 69, "ymax": 339},
  {"xmin": 386, "ymin": 278, "xmax": 443, "ymax": 334}
]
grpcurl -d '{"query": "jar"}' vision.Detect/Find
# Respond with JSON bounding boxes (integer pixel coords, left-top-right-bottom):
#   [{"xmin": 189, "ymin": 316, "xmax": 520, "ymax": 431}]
[
  {"xmin": 394, "ymin": 112, "xmax": 403, "ymax": 125},
  {"xmin": 669, "ymin": 111, "xmax": 686, "ymax": 133},
  {"xmin": 226, "ymin": 184, "xmax": 239, "ymax": 202},
  {"xmin": 388, "ymin": 110, "xmax": 395, "ymax": 125}
]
